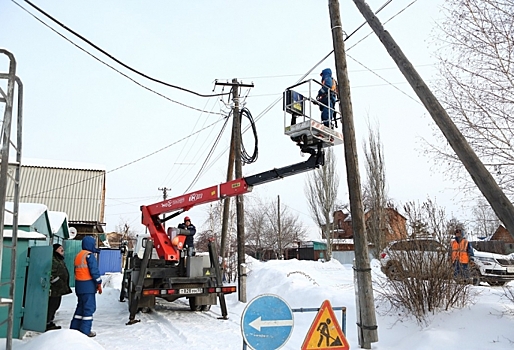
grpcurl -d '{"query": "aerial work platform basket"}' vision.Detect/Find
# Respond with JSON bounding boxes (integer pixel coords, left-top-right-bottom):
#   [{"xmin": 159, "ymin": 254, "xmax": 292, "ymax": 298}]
[{"xmin": 283, "ymin": 79, "xmax": 343, "ymax": 153}]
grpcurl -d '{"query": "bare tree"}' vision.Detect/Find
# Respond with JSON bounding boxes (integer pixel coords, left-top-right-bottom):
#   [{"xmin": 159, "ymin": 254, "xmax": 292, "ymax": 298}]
[
  {"xmin": 377, "ymin": 199, "xmax": 475, "ymax": 325},
  {"xmin": 471, "ymin": 197, "xmax": 500, "ymax": 239},
  {"xmin": 403, "ymin": 199, "xmax": 451, "ymax": 243},
  {"xmin": 115, "ymin": 218, "xmax": 138, "ymax": 249},
  {"xmin": 429, "ymin": 0, "xmax": 514, "ymax": 199},
  {"xmin": 304, "ymin": 148, "xmax": 339, "ymax": 261},
  {"xmin": 245, "ymin": 196, "xmax": 307, "ymax": 260},
  {"xmin": 363, "ymin": 122, "xmax": 388, "ymax": 258},
  {"xmin": 197, "ymin": 200, "xmax": 238, "ymax": 282}
]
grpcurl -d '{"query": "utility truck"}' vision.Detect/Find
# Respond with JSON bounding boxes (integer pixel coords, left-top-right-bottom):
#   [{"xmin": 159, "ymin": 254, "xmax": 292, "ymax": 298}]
[{"xmin": 119, "ymin": 79, "xmax": 343, "ymax": 324}]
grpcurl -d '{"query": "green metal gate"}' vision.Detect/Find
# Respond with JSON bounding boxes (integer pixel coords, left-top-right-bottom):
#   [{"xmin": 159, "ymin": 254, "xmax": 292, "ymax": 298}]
[
  {"xmin": 64, "ymin": 240, "xmax": 82, "ymax": 288},
  {"xmin": 22, "ymin": 245, "xmax": 52, "ymax": 333}
]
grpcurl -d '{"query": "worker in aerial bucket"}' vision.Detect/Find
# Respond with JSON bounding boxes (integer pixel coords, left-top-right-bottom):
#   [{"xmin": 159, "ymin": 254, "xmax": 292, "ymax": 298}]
[{"xmin": 316, "ymin": 68, "xmax": 337, "ymax": 128}]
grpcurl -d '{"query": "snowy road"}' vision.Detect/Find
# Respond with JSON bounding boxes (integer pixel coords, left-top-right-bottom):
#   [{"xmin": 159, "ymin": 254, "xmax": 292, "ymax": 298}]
[{"xmin": 54, "ymin": 274, "xmax": 244, "ymax": 350}]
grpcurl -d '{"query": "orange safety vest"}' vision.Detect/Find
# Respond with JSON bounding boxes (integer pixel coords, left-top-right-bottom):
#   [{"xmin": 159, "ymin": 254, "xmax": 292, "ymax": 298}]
[
  {"xmin": 451, "ymin": 239, "xmax": 470, "ymax": 264},
  {"xmin": 322, "ymin": 78, "xmax": 338, "ymax": 95},
  {"xmin": 74, "ymin": 250, "xmax": 93, "ymax": 281}
]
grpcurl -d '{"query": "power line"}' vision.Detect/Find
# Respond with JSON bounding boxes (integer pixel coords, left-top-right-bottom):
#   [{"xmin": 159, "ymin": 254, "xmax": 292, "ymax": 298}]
[
  {"xmin": 19, "ymin": 0, "xmax": 230, "ymax": 99},
  {"xmin": 236, "ymin": 64, "xmax": 434, "ymax": 80},
  {"xmin": 183, "ymin": 115, "xmax": 231, "ymax": 193},
  {"xmin": 347, "ymin": 54, "xmax": 420, "ymax": 104},
  {"xmin": 164, "ymin": 98, "xmax": 225, "ymax": 188},
  {"xmin": 10, "ymin": 1, "xmax": 226, "ymax": 117},
  {"xmin": 201, "ymin": 0, "xmax": 418, "ymax": 176},
  {"xmin": 21, "ymin": 117, "xmax": 227, "ymax": 198}
]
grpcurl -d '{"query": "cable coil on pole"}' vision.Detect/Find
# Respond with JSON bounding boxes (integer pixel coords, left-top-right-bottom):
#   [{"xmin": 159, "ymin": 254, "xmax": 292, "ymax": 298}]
[{"xmin": 240, "ymin": 107, "xmax": 258, "ymax": 164}]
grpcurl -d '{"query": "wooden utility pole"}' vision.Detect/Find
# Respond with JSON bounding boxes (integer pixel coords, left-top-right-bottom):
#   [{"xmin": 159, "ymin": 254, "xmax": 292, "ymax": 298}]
[
  {"xmin": 352, "ymin": 0, "xmax": 514, "ymax": 240},
  {"xmin": 277, "ymin": 195, "xmax": 282, "ymax": 259},
  {"xmin": 233, "ymin": 78, "xmax": 246, "ymax": 303},
  {"xmin": 328, "ymin": 1, "xmax": 378, "ymax": 348},
  {"xmin": 214, "ymin": 79, "xmax": 253, "ymax": 303},
  {"xmin": 219, "ymin": 106, "xmax": 237, "ymax": 262}
]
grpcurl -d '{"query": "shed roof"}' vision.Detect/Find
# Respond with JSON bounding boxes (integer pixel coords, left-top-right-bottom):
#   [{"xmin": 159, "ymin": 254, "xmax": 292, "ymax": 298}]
[
  {"xmin": 4, "ymin": 202, "xmax": 48, "ymax": 226},
  {"xmin": 6, "ymin": 159, "xmax": 106, "ymax": 223},
  {"xmin": 22, "ymin": 157, "xmax": 105, "ymax": 171},
  {"xmin": 2, "ymin": 230, "xmax": 47, "ymax": 240},
  {"xmin": 47, "ymin": 211, "xmax": 68, "ymax": 233}
]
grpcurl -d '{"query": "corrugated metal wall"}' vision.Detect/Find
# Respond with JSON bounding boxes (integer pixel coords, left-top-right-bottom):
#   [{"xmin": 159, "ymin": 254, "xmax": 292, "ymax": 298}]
[
  {"xmin": 98, "ymin": 249, "xmax": 122, "ymax": 275},
  {"xmin": 6, "ymin": 165, "xmax": 105, "ymax": 223}
]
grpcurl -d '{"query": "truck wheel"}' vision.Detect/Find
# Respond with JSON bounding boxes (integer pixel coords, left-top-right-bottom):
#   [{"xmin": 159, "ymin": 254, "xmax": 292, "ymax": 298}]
[
  {"xmin": 201, "ymin": 304, "xmax": 211, "ymax": 312},
  {"xmin": 189, "ymin": 298, "xmax": 202, "ymax": 311}
]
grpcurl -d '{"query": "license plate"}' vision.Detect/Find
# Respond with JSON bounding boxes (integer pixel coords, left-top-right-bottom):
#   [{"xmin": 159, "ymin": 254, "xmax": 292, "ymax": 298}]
[
  {"xmin": 507, "ymin": 267, "xmax": 514, "ymax": 273},
  {"xmin": 179, "ymin": 288, "xmax": 202, "ymax": 295}
]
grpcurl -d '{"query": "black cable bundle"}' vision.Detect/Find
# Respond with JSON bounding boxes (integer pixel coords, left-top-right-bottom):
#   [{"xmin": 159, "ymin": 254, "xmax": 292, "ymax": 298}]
[{"xmin": 240, "ymin": 108, "xmax": 258, "ymax": 164}]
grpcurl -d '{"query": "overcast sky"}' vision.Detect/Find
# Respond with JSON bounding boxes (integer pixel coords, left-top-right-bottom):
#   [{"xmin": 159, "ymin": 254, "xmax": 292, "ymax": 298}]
[{"xmin": 1, "ymin": 0, "xmax": 467, "ymax": 236}]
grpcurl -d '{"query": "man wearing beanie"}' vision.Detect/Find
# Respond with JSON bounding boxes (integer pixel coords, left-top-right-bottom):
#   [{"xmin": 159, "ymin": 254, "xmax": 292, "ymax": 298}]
[{"xmin": 46, "ymin": 243, "xmax": 72, "ymax": 331}]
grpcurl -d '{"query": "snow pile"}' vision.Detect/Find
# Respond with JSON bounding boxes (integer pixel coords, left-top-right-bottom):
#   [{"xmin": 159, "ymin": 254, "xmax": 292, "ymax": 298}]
[{"xmin": 1, "ymin": 258, "xmax": 513, "ymax": 349}]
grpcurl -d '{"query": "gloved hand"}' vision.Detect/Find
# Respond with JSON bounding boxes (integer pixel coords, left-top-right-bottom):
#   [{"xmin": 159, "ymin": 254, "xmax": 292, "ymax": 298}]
[{"xmin": 97, "ymin": 284, "xmax": 103, "ymax": 294}]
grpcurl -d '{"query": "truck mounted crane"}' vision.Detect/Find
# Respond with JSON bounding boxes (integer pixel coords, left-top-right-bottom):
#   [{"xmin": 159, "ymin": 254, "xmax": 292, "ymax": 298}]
[{"xmin": 119, "ymin": 81, "xmax": 343, "ymax": 324}]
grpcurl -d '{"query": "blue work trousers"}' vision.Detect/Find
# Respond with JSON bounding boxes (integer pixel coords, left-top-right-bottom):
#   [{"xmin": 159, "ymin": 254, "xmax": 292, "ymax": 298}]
[
  {"xmin": 453, "ymin": 262, "xmax": 469, "ymax": 279},
  {"xmin": 320, "ymin": 98, "xmax": 335, "ymax": 127},
  {"xmin": 70, "ymin": 293, "xmax": 96, "ymax": 335}
]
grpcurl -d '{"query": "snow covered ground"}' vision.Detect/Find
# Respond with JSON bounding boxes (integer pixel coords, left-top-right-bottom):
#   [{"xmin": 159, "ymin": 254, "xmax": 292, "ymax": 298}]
[{"xmin": 3, "ymin": 258, "xmax": 514, "ymax": 350}]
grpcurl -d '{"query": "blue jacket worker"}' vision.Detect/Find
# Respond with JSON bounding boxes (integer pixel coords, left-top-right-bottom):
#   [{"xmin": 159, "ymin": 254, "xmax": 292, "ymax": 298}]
[
  {"xmin": 178, "ymin": 216, "xmax": 196, "ymax": 256},
  {"xmin": 316, "ymin": 68, "xmax": 337, "ymax": 127},
  {"xmin": 70, "ymin": 236, "xmax": 102, "ymax": 338}
]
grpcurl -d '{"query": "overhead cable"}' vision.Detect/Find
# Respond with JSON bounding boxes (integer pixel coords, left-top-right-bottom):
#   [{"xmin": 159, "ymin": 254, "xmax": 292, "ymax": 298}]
[
  {"xmin": 19, "ymin": 0, "xmax": 230, "ymax": 98},
  {"xmin": 183, "ymin": 116, "xmax": 230, "ymax": 193},
  {"xmin": 21, "ymin": 117, "xmax": 227, "ymax": 198},
  {"xmin": 11, "ymin": 0, "xmax": 226, "ymax": 116}
]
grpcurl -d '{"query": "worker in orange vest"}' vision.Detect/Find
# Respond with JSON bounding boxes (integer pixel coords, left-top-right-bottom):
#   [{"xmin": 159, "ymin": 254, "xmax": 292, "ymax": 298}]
[
  {"xmin": 70, "ymin": 236, "xmax": 102, "ymax": 337},
  {"xmin": 451, "ymin": 228, "xmax": 474, "ymax": 280}
]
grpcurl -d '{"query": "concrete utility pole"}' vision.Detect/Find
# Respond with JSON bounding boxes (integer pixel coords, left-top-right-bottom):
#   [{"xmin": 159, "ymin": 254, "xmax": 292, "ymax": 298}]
[
  {"xmin": 352, "ymin": 0, "xmax": 514, "ymax": 240},
  {"xmin": 214, "ymin": 79, "xmax": 253, "ymax": 303},
  {"xmin": 328, "ymin": 1, "xmax": 378, "ymax": 348}
]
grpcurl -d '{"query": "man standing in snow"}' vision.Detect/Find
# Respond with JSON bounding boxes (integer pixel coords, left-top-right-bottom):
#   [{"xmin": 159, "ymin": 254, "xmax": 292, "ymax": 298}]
[
  {"xmin": 70, "ymin": 236, "xmax": 102, "ymax": 337},
  {"xmin": 451, "ymin": 228, "xmax": 474, "ymax": 280},
  {"xmin": 46, "ymin": 243, "xmax": 72, "ymax": 331}
]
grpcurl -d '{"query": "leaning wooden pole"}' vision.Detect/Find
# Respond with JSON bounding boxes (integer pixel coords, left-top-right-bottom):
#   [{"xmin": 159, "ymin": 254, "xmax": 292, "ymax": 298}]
[
  {"xmin": 353, "ymin": 0, "xmax": 514, "ymax": 240},
  {"xmin": 328, "ymin": 1, "xmax": 378, "ymax": 348}
]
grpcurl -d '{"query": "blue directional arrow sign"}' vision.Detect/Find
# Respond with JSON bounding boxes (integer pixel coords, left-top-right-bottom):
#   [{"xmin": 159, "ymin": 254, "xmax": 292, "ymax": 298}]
[{"xmin": 241, "ymin": 294, "xmax": 294, "ymax": 350}]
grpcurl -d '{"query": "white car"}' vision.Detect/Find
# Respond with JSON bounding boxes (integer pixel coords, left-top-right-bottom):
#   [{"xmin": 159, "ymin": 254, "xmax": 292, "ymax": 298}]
[
  {"xmin": 379, "ymin": 238, "xmax": 514, "ymax": 286},
  {"xmin": 379, "ymin": 238, "xmax": 448, "ymax": 279},
  {"xmin": 472, "ymin": 249, "xmax": 514, "ymax": 286}
]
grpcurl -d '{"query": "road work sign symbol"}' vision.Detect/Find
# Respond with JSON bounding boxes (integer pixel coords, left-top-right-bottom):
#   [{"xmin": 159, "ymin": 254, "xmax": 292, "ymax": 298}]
[
  {"xmin": 301, "ymin": 300, "xmax": 349, "ymax": 350},
  {"xmin": 241, "ymin": 294, "xmax": 294, "ymax": 350}
]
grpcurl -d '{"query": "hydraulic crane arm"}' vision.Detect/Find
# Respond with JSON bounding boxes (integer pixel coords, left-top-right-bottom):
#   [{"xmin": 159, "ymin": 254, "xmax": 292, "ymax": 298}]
[{"xmin": 141, "ymin": 150, "xmax": 324, "ymax": 261}]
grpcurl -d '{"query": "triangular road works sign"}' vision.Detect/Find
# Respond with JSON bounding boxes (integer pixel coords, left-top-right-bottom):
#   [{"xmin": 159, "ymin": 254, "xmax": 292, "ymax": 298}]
[{"xmin": 301, "ymin": 300, "xmax": 350, "ymax": 350}]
